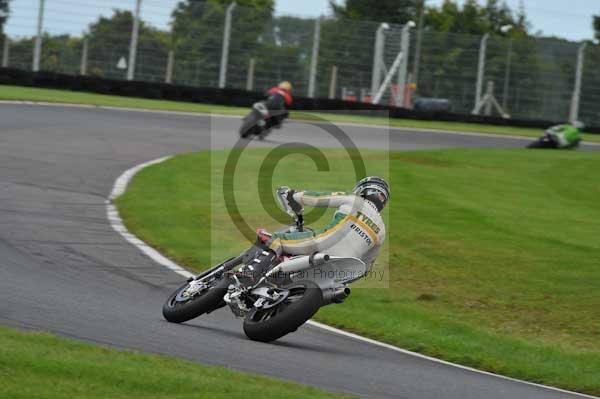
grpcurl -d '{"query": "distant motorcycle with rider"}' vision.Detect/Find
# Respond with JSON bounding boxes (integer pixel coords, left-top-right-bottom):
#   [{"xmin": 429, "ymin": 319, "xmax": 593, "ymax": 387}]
[
  {"xmin": 527, "ymin": 124, "xmax": 582, "ymax": 149},
  {"xmin": 239, "ymin": 81, "xmax": 293, "ymax": 140}
]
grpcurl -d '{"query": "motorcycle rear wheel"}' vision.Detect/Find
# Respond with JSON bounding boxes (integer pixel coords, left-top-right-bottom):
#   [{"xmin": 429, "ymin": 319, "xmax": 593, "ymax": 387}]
[
  {"xmin": 243, "ymin": 280, "xmax": 322, "ymax": 342},
  {"xmin": 240, "ymin": 112, "xmax": 262, "ymax": 138},
  {"xmin": 527, "ymin": 139, "xmax": 556, "ymax": 149},
  {"xmin": 162, "ymin": 277, "xmax": 230, "ymax": 323}
]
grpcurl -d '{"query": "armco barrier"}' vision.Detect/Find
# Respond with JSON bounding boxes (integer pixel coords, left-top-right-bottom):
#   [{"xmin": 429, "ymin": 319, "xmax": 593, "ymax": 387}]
[{"xmin": 1, "ymin": 67, "xmax": 598, "ymax": 133}]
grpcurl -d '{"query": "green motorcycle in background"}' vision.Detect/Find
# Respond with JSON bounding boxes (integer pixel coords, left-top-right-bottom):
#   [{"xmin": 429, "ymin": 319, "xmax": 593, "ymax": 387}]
[{"xmin": 527, "ymin": 124, "xmax": 582, "ymax": 149}]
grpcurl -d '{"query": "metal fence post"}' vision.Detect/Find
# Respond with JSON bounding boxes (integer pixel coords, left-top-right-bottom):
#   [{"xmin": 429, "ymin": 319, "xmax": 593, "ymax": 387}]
[
  {"xmin": 328, "ymin": 65, "xmax": 338, "ymax": 99},
  {"xmin": 396, "ymin": 22, "xmax": 414, "ymax": 107},
  {"xmin": 569, "ymin": 42, "xmax": 587, "ymax": 124},
  {"xmin": 127, "ymin": 0, "xmax": 142, "ymax": 81},
  {"xmin": 246, "ymin": 57, "xmax": 255, "ymax": 91},
  {"xmin": 502, "ymin": 38, "xmax": 513, "ymax": 111},
  {"xmin": 307, "ymin": 17, "xmax": 321, "ymax": 98},
  {"xmin": 2, "ymin": 36, "xmax": 9, "ymax": 68},
  {"xmin": 370, "ymin": 23, "xmax": 388, "ymax": 101},
  {"xmin": 33, "ymin": 0, "xmax": 46, "ymax": 72},
  {"xmin": 165, "ymin": 50, "xmax": 174, "ymax": 83},
  {"xmin": 80, "ymin": 38, "xmax": 88, "ymax": 75},
  {"xmin": 473, "ymin": 33, "xmax": 489, "ymax": 110},
  {"xmin": 219, "ymin": 2, "xmax": 236, "ymax": 88},
  {"xmin": 412, "ymin": 0, "xmax": 425, "ymax": 90}
]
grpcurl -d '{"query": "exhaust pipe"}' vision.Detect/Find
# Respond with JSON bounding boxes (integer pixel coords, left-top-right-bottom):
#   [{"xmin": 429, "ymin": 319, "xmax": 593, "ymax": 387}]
[
  {"xmin": 322, "ymin": 285, "xmax": 351, "ymax": 304},
  {"xmin": 266, "ymin": 252, "xmax": 330, "ymax": 278},
  {"xmin": 332, "ymin": 286, "xmax": 351, "ymax": 303}
]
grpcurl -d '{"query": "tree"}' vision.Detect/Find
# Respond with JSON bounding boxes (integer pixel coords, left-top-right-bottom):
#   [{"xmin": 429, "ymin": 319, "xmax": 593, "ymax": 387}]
[
  {"xmin": 425, "ymin": 0, "xmax": 519, "ymax": 35},
  {"xmin": 0, "ymin": 0, "xmax": 9, "ymax": 48},
  {"xmin": 255, "ymin": 16, "xmax": 314, "ymax": 93},
  {"xmin": 0, "ymin": 0, "xmax": 9, "ymax": 39},
  {"xmin": 593, "ymin": 15, "xmax": 600, "ymax": 42},
  {"xmin": 330, "ymin": 0, "xmax": 418, "ymax": 24},
  {"xmin": 39, "ymin": 34, "xmax": 83, "ymax": 74},
  {"xmin": 417, "ymin": 0, "xmax": 545, "ymax": 117},
  {"xmin": 86, "ymin": 10, "xmax": 169, "ymax": 80},
  {"xmin": 8, "ymin": 33, "xmax": 83, "ymax": 73},
  {"xmin": 170, "ymin": 0, "xmax": 274, "ymax": 88}
]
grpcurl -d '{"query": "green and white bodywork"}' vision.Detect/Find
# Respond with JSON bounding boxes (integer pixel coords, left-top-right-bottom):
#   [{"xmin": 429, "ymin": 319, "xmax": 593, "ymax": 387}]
[{"xmin": 546, "ymin": 124, "xmax": 582, "ymax": 149}]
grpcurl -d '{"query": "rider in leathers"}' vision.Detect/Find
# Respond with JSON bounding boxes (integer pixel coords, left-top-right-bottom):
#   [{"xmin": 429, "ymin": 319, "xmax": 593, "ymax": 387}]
[{"xmin": 265, "ymin": 177, "xmax": 389, "ymax": 271}]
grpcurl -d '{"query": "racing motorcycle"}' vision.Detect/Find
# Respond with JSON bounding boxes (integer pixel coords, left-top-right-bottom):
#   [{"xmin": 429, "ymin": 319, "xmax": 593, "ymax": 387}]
[
  {"xmin": 162, "ymin": 194, "xmax": 367, "ymax": 342},
  {"xmin": 527, "ymin": 134, "xmax": 559, "ymax": 149},
  {"xmin": 239, "ymin": 101, "xmax": 288, "ymax": 140},
  {"xmin": 527, "ymin": 124, "xmax": 581, "ymax": 149}
]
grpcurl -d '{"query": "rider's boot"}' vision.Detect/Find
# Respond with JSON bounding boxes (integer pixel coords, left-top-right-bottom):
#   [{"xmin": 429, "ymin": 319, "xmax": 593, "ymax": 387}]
[{"xmin": 236, "ymin": 231, "xmax": 280, "ymax": 283}]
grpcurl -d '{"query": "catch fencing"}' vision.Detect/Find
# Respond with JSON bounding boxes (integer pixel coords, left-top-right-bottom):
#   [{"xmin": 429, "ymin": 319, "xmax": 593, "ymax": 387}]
[{"xmin": 2, "ymin": 0, "xmax": 599, "ymax": 125}]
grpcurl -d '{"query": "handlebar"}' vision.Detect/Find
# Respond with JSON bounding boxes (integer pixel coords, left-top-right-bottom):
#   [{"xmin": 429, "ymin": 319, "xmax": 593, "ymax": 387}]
[{"xmin": 296, "ymin": 214, "xmax": 304, "ymax": 232}]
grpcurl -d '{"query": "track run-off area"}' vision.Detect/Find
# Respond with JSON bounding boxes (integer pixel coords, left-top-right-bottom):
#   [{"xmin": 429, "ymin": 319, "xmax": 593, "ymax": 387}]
[{"xmin": 1, "ymin": 103, "xmax": 598, "ymax": 399}]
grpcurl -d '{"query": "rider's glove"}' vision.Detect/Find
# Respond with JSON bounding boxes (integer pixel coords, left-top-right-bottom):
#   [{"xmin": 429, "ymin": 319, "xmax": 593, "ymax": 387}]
[{"xmin": 276, "ymin": 186, "xmax": 304, "ymax": 217}]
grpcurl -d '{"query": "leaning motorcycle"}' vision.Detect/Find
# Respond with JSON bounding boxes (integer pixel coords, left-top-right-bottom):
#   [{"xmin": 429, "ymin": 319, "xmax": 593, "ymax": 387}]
[
  {"xmin": 162, "ymin": 194, "xmax": 367, "ymax": 342},
  {"xmin": 527, "ymin": 133, "xmax": 560, "ymax": 149},
  {"xmin": 527, "ymin": 124, "xmax": 581, "ymax": 149},
  {"xmin": 239, "ymin": 101, "xmax": 287, "ymax": 140}
]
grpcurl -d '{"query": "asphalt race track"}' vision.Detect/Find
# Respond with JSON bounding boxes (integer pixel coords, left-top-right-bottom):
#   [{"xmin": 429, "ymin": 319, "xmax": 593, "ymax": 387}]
[{"xmin": 0, "ymin": 103, "xmax": 596, "ymax": 399}]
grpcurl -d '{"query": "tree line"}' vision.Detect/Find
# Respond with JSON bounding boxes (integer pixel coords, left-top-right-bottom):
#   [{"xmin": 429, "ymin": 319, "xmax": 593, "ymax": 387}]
[{"xmin": 0, "ymin": 0, "xmax": 599, "ymax": 122}]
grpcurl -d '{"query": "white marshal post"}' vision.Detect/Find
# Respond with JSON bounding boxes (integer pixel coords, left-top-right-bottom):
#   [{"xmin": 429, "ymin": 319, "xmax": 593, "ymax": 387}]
[
  {"xmin": 219, "ymin": 2, "xmax": 236, "ymax": 88},
  {"xmin": 127, "ymin": 0, "xmax": 142, "ymax": 81},
  {"xmin": 32, "ymin": 0, "xmax": 46, "ymax": 72},
  {"xmin": 473, "ymin": 33, "xmax": 489, "ymax": 113},
  {"xmin": 307, "ymin": 17, "xmax": 321, "ymax": 98},
  {"xmin": 569, "ymin": 42, "xmax": 587, "ymax": 124},
  {"xmin": 372, "ymin": 51, "xmax": 404, "ymax": 104},
  {"xmin": 370, "ymin": 23, "xmax": 389, "ymax": 101}
]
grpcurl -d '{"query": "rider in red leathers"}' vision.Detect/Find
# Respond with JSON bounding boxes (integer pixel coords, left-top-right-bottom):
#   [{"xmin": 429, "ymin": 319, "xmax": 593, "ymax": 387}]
[{"xmin": 264, "ymin": 81, "xmax": 293, "ymax": 128}]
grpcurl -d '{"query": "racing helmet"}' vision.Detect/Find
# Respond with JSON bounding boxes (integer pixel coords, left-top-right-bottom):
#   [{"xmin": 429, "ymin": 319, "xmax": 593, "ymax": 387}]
[
  {"xmin": 278, "ymin": 81, "xmax": 293, "ymax": 92},
  {"xmin": 353, "ymin": 176, "xmax": 390, "ymax": 212}
]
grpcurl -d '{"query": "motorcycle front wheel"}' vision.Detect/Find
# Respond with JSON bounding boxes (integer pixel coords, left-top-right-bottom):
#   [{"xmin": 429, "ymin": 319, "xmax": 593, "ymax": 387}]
[
  {"xmin": 243, "ymin": 280, "xmax": 322, "ymax": 342},
  {"xmin": 239, "ymin": 112, "xmax": 261, "ymax": 138},
  {"xmin": 527, "ymin": 138, "xmax": 556, "ymax": 149},
  {"xmin": 162, "ymin": 277, "xmax": 230, "ymax": 323}
]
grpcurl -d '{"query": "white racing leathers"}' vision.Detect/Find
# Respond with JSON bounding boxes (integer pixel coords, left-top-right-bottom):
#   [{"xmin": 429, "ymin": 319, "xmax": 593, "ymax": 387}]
[{"xmin": 269, "ymin": 191, "xmax": 386, "ymax": 270}]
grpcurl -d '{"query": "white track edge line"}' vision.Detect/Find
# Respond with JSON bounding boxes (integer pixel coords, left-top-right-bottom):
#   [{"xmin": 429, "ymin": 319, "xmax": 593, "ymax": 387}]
[
  {"xmin": 106, "ymin": 156, "xmax": 193, "ymax": 279},
  {"xmin": 3, "ymin": 99, "xmax": 598, "ymax": 146},
  {"xmin": 106, "ymin": 155, "xmax": 597, "ymax": 399},
  {"xmin": 306, "ymin": 321, "xmax": 598, "ymax": 398}
]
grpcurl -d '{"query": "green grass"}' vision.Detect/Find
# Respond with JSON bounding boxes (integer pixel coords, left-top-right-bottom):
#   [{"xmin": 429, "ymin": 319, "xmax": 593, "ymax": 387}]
[
  {"xmin": 2, "ymin": 84, "xmax": 599, "ymax": 142},
  {"xmin": 116, "ymin": 148, "xmax": 600, "ymax": 395},
  {"xmin": 0, "ymin": 84, "xmax": 249, "ymax": 115},
  {"xmin": 0, "ymin": 326, "xmax": 350, "ymax": 399}
]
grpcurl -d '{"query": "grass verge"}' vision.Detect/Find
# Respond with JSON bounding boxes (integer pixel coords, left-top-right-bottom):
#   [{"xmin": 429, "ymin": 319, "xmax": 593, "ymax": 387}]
[
  {"xmin": 2, "ymin": 84, "xmax": 598, "ymax": 143},
  {"xmin": 0, "ymin": 326, "xmax": 350, "ymax": 399},
  {"xmin": 116, "ymin": 148, "xmax": 600, "ymax": 395}
]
